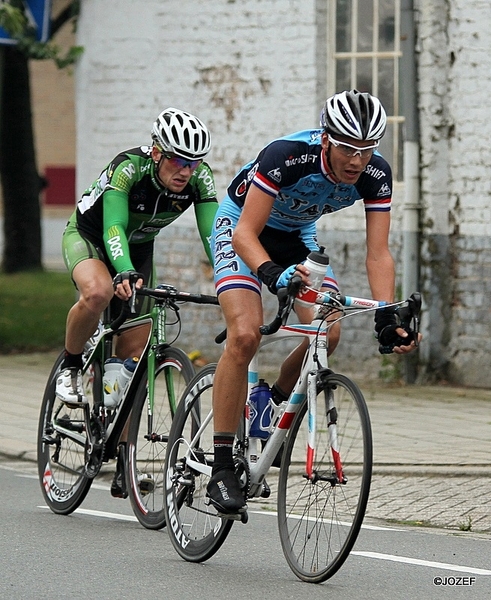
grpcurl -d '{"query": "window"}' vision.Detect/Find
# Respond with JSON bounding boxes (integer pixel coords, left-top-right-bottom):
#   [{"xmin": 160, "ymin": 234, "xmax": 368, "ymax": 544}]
[{"xmin": 326, "ymin": 0, "xmax": 403, "ymax": 180}]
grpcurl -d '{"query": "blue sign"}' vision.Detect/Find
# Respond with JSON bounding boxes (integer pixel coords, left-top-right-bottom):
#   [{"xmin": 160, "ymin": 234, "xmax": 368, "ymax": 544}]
[{"xmin": 0, "ymin": 0, "xmax": 52, "ymax": 45}]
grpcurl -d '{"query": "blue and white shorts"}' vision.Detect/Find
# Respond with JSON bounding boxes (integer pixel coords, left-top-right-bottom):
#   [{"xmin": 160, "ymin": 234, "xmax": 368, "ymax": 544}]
[{"xmin": 212, "ymin": 196, "xmax": 338, "ymax": 297}]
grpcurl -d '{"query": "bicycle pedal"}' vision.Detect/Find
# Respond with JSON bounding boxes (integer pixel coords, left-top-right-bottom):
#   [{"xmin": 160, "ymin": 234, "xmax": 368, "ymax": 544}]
[
  {"xmin": 139, "ymin": 479, "xmax": 155, "ymax": 496},
  {"xmin": 64, "ymin": 402, "xmax": 84, "ymax": 410},
  {"xmin": 216, "ymin": 509, "xmax": 248, "ymax": 522},
  {"xmin": 205, "ymin": 497, "xmax": 248, "ymax": 521}
]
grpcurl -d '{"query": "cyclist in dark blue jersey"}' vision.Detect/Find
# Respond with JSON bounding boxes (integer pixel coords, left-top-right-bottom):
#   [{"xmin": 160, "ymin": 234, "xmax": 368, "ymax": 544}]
[{"xmin": 207, "ymin": 90, "xmax": 420, "ymax": 515}]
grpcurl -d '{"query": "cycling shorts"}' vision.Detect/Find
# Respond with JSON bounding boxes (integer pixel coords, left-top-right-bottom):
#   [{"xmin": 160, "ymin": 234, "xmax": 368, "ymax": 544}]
[
  {"xmin": 212, "ymin": 196, "xmax": 338, "ymax": 296},
  {"xmin": 62, "ymin": 214, "xmax": 155, "ymax": 316}
]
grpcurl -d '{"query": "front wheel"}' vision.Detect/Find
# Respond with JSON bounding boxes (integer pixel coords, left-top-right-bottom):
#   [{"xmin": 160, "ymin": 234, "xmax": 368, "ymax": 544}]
[
  {"xmin": 126, "ymin": 347, "xmax": 194, "ymax": 529},
  {"xmin": 37, "ymin": 352, "xmax": 101, "ymax": 514},
  {"xmin": 163, "ymin": 364, "xmax": 234, "ymax": 562},
  {"xmin": 277, "ymin": 373, "xmax": 372, "ymax": 583}
]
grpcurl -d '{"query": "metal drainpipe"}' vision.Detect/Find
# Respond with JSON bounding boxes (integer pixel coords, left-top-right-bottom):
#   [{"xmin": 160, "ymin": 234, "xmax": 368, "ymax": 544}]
[{"xmin": 400, "ymin": 0, "xmax": 421, "ymax": 382}]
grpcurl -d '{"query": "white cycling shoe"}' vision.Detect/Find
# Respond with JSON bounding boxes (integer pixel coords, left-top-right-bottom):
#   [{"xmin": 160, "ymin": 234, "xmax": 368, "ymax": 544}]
[{"xmin": 55, "ymin": 367, "xmax": 88, "ymax": 406}]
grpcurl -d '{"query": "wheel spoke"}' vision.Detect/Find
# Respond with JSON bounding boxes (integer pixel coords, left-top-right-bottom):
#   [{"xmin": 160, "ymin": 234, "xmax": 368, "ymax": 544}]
[
  {"xmin": 164, "ymin": 365, "xmax": 234, "ymax": 562},
  {"xmin": 127, "ymin": 348, "xmax": 194, "ymax": 529},
  {"xmin": 277, "ymin": 373, "xmax": 372, "ymax": 583}
]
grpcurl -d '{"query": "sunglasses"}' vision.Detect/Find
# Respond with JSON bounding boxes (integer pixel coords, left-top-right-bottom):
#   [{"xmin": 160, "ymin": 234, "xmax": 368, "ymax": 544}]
[
  {"xmin": 162, "ymin": 153, "xmax": 202, "ymax": 170},
  {"xmin": 328, "ymin": 135, "xmax": 379, "ymax": 158}
]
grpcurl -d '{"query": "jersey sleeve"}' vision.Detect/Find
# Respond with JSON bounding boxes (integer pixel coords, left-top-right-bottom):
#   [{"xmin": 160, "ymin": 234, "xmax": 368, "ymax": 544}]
[
  {"xmin": 101, "ymin": 159, "xmax": 136, "ymax": 272},
  {"xmin": 191, "ymin": 163, "xmax": 218, "ymax": 264},
  {"xmin": 359, "ymin": 154, "xmax": 393, "ymax": 213},
  {"xmin": 192, "ymin": 162, "xmax": 218, "ymax": 203},
  {"xmin": 194, "ymin": 200, "xmax": 218, "ymax": 265}
]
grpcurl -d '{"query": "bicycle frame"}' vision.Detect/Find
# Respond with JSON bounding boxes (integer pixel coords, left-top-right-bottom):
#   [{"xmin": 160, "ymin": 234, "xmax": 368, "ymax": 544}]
[
  {"xmin": 182, "ymin": 318, "xmax": 332, "ymax": 497},
  {"xmin": 246, "ymin": 321, "xmax": 329, "ymax": 496},
  {"xmin": 51, "ymin": 296, "xmax": 176, "ymax": 461},
  {"xmin": 184, "ymin": 291, "xmax": 400, "ymax": 499}
]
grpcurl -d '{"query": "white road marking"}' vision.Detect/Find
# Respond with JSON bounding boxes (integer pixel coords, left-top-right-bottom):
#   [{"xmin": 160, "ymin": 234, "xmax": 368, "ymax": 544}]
[
  {"xmin": 352, "ymin": 551, "xmax": 491, "ymax": 575},
  {"xmin": 38, "ymin": 505, "xmax": 138, "ymax": 522},
  {"xmin": 248, "ymin": 509, "xmax": 403, "ymax": 531}
]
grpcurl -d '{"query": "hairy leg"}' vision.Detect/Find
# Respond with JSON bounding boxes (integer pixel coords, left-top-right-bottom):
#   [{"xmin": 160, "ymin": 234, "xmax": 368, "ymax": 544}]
[
  {"xmin": 65, "ymin": 259, "xmax": 114, "ymax": 355},
  {"xmin": 213, "ymin": 288, "xmax": 263, "ymax": 434}
]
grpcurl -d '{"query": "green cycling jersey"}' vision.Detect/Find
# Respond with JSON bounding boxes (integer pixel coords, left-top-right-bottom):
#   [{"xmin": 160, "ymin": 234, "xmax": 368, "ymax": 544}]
[{"xmin": 73, "ymin": 145, "xmax": 218, "ymax": 272}]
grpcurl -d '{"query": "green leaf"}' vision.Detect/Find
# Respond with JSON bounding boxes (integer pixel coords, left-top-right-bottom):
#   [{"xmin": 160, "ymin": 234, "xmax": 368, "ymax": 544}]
[
  {"xmin": 0, "ymin": 4, "xmax": 27, "ymax": 37},
  {"xmin": 0, "ymin": 2, "xmax": 84, "ymax": 68}
]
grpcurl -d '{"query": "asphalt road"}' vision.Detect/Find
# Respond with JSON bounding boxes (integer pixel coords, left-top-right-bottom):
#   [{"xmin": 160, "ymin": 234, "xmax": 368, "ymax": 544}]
[{"xmin": 2, "ymin": 459, "xmax": 490, "ymax": 600}]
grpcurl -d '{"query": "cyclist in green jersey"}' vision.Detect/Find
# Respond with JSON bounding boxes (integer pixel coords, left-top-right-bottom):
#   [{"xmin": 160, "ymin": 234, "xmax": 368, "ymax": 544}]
[{"xmin": 56, "ymin": 108, "xmax": 217, "ymax": 406}]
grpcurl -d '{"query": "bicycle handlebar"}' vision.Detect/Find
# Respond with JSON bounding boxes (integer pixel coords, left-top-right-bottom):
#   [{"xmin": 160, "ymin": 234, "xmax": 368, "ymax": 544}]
[
  {"xmin": 109, "ymin": 284, "xmax": 219, "ymax": 331},
  {"xmin": 259, "ymin": 279, "xmax": 422, "ymax": 339},
  {"xmin": 109, "ymin": 303, "xmax": 133, "ymax": 331},
  {"xmin": 137, "ymin": 284, "xmax": 219, "ymax": 305},
  {"xmin": 258, "ymin": 276, "xmax": 303, "ymax": 336}
]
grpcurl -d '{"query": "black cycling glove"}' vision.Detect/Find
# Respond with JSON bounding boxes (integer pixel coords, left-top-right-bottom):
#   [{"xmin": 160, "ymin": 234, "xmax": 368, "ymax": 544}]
[
  {"xmin": 374, "ymin": 306, "xmax": 414, "ymax": 354},
  {"xmin": 113, "ymin": 270, "xmax": 144, "ymax": 290}
]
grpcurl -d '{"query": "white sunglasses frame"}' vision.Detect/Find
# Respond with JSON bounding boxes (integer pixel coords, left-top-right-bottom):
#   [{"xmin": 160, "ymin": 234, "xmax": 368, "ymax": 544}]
[{"xmin": 327, "ymin": 134, "xmax": 379, "ymax": 157}]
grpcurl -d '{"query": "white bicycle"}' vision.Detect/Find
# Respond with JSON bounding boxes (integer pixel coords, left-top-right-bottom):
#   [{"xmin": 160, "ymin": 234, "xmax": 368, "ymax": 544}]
[{"xmin": 163, "ymin": 277, "xmax": 421, "ymax": 583}]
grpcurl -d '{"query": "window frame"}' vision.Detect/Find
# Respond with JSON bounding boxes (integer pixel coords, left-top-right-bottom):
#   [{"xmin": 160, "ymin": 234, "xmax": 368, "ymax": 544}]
[{"xmin": 326, "ymin": 0, "xmax": 403, "ymax": 180}]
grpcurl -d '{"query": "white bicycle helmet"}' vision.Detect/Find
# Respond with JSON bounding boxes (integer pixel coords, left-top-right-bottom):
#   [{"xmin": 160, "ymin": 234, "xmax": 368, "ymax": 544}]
[
  {"xmin": 151, "ymin": 107, "xmax": 211, "ymax": 160},
  {"xmin": 320, "ymin": 90, "xmax": 387, "ymax": 141}
]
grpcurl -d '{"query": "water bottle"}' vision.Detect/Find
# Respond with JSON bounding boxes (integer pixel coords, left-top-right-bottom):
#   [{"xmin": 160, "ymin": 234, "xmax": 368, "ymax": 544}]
[
  {"xmin": 295, "ymin": 246, "xmax": 330, "ymax": 307},
  {"xmin": 103, "ymin": 357, "xmax": 124, "ymax": 408},
  {"xmin": 249, "ymin": 379, "xmax": 273, "ymax": 440},
  {"xmin": 103, "ymin": 356, "xmax": 139, "ymax": 408},
  {"xmin": 116, "ymin": 357, "xmax": 139, "ymax": 398}
]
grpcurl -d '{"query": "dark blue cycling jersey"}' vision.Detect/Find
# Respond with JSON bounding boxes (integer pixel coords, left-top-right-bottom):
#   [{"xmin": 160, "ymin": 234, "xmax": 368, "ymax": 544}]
[{"xmin": 226, "ymin": 129, "xmax": 392, "ymax": 232}]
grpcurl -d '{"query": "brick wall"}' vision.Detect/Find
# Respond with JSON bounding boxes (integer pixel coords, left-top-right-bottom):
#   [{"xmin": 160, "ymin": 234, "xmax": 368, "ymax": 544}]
[
  {"xmin": 73, "ymin": 0, "xmax": 404, "ymax": 380},
  {"xmin": 75, "ymin": 0, "xmax": 318, "ymax": 197},
  {"xmin": 417, "ymin": 0, "xmax": 491, "ymax": 387},
  {"xmin": 70, "ymin": 0, "xmax": 491, "ymax": 387}
]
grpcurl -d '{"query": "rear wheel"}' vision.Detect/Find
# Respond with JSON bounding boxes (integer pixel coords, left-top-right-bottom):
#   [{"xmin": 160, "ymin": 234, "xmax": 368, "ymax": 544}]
[
  {"xmin": 277, "ymin": 373, "xmax": 372, "ymax": 583},
  {"xmin": 37, "ymin": 352, "xmax": 101, "ymax": 514},
  {"xmin": 127, "ymin": 347, "xmax": 194, "ymax": 529},
  {"xmin": 164, "ymin": 365, "xmax": 235, "ymax": 562}
]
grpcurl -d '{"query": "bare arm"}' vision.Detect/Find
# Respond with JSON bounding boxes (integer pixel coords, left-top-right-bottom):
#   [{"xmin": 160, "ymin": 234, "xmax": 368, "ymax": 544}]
[
  {"xmin": 232, "ymin": 185, "xmax": 276, "ymax": 272},
  {"xmin": 366, "ymin": 210, "xmax": 420, "ymax": 354},
  {"xmin": 232, "ymin": 185, "xmax": 311, "ymax": 288},
  {"xmin": 365, "ymin": 210, "xmax": 395, "ymax": 301}
]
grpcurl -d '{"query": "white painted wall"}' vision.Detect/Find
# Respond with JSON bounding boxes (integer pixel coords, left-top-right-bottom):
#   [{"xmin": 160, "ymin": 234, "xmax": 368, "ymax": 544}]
[{"xmin": 72, "ymin": 0, "xmax": 491, "ymax": 385}]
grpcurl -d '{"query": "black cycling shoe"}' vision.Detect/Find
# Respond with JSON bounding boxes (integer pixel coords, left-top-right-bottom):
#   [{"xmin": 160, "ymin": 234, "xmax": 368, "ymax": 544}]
[
  {"xmin": 110, "ymin": 469, "xmax": 128, "ymax": 499},
  {"xmin": 206, "ymin": 468, "xmax": 247, "ymax": 515},
  {"xmin": 110, "ymin": 444, "xmax": 128, "ymax": 499}
]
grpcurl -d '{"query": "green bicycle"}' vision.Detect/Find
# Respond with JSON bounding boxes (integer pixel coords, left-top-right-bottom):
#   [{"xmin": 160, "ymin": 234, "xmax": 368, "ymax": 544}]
[{"xmin": 37, "ymin": 283, "xmax": 218, "ymax": 529}]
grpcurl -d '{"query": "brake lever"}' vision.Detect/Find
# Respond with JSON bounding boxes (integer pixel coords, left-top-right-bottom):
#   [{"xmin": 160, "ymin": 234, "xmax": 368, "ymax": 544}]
[{"xmin": 129, "ymin": 282, "xmax": 138, "ymax": 314}]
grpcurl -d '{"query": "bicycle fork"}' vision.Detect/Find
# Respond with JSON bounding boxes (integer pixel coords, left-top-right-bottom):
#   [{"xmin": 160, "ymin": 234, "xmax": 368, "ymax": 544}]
[{"xmin": 305, "ymin": 371, "xmax": 346, "ymax": 485}]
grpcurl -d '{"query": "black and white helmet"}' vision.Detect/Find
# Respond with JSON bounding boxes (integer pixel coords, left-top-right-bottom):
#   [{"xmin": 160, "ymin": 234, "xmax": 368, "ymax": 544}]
[
  {"xmin": 151, "ymin": 107, "xmax": 211, "ymax": 160},
  {"xmin": 321, "ymin": 90, "xmax": 387, "ymax": 141}
]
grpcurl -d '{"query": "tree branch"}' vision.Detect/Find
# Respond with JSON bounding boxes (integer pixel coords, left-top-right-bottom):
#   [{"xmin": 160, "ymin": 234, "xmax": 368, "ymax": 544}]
[{"xmin": 51, "ymin": 1, "xmax": 79, "ymax": 37}]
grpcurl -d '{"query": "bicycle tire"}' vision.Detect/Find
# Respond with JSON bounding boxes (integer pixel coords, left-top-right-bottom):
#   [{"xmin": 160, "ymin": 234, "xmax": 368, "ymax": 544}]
[
  {"xmin": 164, "ymin": 364, "xmax": 234, "ymax": 562},
  {"xmin": 126, "ymin": 346, "xmax": 195, "ymax": 529},
  {"xmin": 277, "ymin": 372, "xmax": 372, "ymax": 583},
  {"xmin": 37, "ymin": 351, "xmax": 102, "ymax": 514}
]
